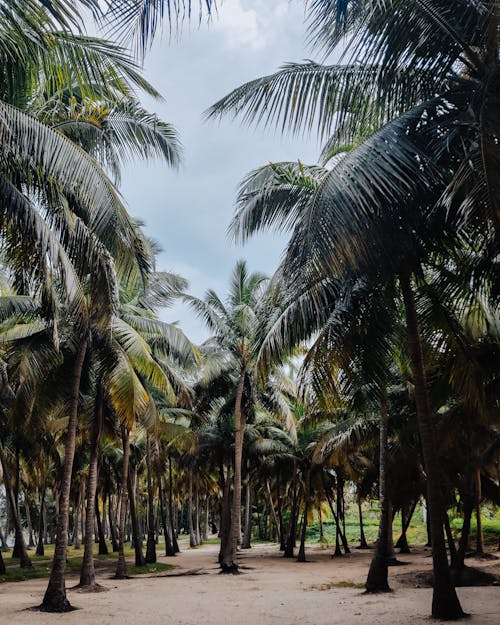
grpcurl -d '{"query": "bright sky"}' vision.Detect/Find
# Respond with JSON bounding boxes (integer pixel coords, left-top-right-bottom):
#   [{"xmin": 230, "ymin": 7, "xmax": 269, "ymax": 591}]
[{"xmin": 119, "ymin": 1, "xmax": 321, "ymax": 343}]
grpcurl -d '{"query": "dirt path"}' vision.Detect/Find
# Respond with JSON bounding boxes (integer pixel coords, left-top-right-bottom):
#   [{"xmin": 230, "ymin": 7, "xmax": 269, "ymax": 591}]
[{"xmin": 1, "ymin": 542, "xmax": 499, "ymax": 625}]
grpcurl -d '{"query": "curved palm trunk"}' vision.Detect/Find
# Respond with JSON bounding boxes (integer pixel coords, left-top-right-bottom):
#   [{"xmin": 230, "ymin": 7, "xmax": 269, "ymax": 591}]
[
  {"xmin": 79, "ymin": 385, "xmax": 104, "ymax": 589},
  {"xmin": 400, "ymin": 274, "xmax": 465, "ymax": 620},
  {"xmin": 107, "ymin": 490, "xmax": 119, "ymax": 552},
  {"xmin": 221, "ymin": 368, "xmax": 245, "ymax": 573},
  {"xmin": 0, "ymin": 438, "xmax": 31, "ymax": 568},
  {"xmin": 41, "ymin": 338, "xmax": 87, "ymax": 611},
  {"xmin": 115, "ymin": 425, "xmax": 131, "ymax": 579},
  {"xmin": 396, "ymin": 499, "xmax": 418, "ymax": 554},
  {"xmin": 366, "ymin": 390, "xmax": 390, "ymax": 592},
  {"xmin": 145, "ymin": 433, "xmax": 156, "ymax": 563}
]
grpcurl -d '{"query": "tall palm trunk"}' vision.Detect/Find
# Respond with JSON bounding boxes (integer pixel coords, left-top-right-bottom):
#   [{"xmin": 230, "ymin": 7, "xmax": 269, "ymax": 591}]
[
  {"xmin": 242, "ymin": 471, "xmax": 252, "ymax": 549},
  {"xmin": 195, "ymin": 485, "xmax": 201, "ymax": 545},
  {"xmin": 218, "ymin": 461, "xmax": 233, "ymax": 565},
  {"xmin": 95, "ymin": 495, "xmax": 108, "ymax": 554},
  {"xmin": 158, "ymin": 474, "xmax": 175, "ymax": 556},
  {"xmin": 400, "ymin": 274, "xmax": 465, "ymax": 620},
  {"xmin": 265, "ymin": 480, "xmax": 280, "ymax": 544},
  {"xmin": 25, "ymin": 495, "xmax": 35, "ymax": 549},
  {"xmin": 127, "ymin": 469, "xmax": 145, "ymax": 566},
  {"xmin": 0, "ymin": 438, "xmax": 31, "ymax": 568},
  {"xmin": 36, "ymin": 485, "xmax": 46, "ymax": 556},
  {"xmin": 297, "ymin": 468, "xmax": 311, "ymax": 562},
  {"xmin": 168, "ymin": 454, "xmax": 180, "ymax": 553},
  {"xmin": 223, "ymin": 367, "xmax": 245, "ymax": 572},
  {"xmin": 41, "ymin": 338, "xmax": 87, "ymax": 611},
  {"xmin": 357, "ymin": 494, "xmax": 368, "ymax": 549},
  {"xmin": 145, "ymin": 433, "xmax": 156, "ymax": 563},
  {"xmin": 115, "ymin": 425, "xmax": 131, "ymax": 579},
  {"xmin": 107, "ymin": 490, "xmax": 119, "ymax": 552},
  {"xmin": 284, "ymin": 473, "xmax": 299, "ymax": 558},
  {"xmin": 79, "ymin": 384, "xmax": 104, "ymax": 589},
  {"xmin": 474, "ymin": 468, "xmax": 484, "ymax": 554},
  {"xmin": 366, "ymin": 389, "xmax": 390, "ymax": 591},
  {"xmin": 188, "ymin": 470, "xmax": 197, "ymax": 547}
]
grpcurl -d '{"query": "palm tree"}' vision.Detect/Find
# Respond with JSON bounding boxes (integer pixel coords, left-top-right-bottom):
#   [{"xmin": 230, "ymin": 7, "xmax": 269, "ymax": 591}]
[
  {"xmin": 185, "ymin": 261, "xmax": 269, "ymax": 571},
  {"xmin": 205, "ymin": 3, "xmax": 500, "ymax": 618}
]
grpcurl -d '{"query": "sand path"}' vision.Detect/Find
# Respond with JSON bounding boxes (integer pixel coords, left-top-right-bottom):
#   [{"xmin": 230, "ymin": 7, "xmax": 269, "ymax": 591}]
[{"xmin": 1, "ymin": 542, "xmax": 499, "ymax": 625}]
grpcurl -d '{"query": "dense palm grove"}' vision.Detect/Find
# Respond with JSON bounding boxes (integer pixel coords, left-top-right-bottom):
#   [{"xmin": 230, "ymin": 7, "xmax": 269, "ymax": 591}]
[{"xmin": 0, "ymin": 1, "xmax": 498, "ymax": 622}]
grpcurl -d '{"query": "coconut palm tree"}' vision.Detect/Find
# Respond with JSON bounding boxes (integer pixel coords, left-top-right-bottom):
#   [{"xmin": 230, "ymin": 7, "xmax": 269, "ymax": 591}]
[
  {"xmin": 185, "ymin": 261, "xmax": 269, "ymax": 571},
  {"xmin": 206, "ymin": 3, "xmax": 500, "ymax": 617}
]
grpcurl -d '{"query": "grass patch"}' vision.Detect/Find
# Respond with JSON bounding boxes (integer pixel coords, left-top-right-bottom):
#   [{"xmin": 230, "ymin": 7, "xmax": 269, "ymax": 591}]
[
  {"xmin": 308, "ymin": 580, "xmax": 365, "ymax": 591},
  {"xmin": 128, "ymin": 562, "xmax": 174, "ymax": 575},
  {"xmin": 0, "ymin": 566, "xmax": 51, "ymax": 583}
]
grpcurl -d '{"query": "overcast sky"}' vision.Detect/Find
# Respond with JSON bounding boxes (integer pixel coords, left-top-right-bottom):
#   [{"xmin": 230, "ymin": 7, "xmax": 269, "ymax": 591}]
[{"xmin": 119, "ymin": 1, "xmax": 321, "ymax": 343}]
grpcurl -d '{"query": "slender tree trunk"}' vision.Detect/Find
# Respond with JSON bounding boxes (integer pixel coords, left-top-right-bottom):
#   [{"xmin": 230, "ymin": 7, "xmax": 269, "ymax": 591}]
[
  {"xmin": 453, "ymin": 490, "xmax": 474, "ymax": 585},
  {"xmin": 0, "ymin": 545, "xmax": 5, "ymax": 574},
  {"xmin": 265, "ymin": 480, "xmax": 280, "ymax": 544},
  {"xmin": 357, "ymin": 495, "xmax": 369, "ymax": 549},
  {"xmin": 41, "ymin": 338, "xmax": 87, "ymax": 611},
  {"xmin": 72, "ymin": 486, "xmax": 82, "ymax": 550},
  {"xmin": 284, "ymin": 476, "xmax": 299, "ymax": 558},
  {"xmin": 36, "ymin": 486, "xmax": 46, "ymax": 556},
  {"xmin": 400, "ymin": 274, "xmax": 465, "ymax": 619},
  {"xmin": 188, "ymin": 470, "xmax": 197, "ymax": 547},
  {"xmin": 12, "ymin": 447, "xmax": 21, "ymax": 558},
  {"xmin": 195, "ymin": 485, "xmax": 201, "ymax": 545},
  {"xmin": 168, "ymin": 454, "xmax": 180, "ymax": 553},
  {"xmin": 218, "ymin": 461, "xmax": 232, "ymax": 566},
  {"xmin": 108, "ymin": 491, "xmax": 119, "ymax": 552},
  {"xmin": 158, "ymin": 474, "xmax": 175, "ymax": 556},
  {"xmin": 338, "ymin": 476, "xmax": 350, "ymax": 554},
  {"xmin": 396, "ymin": 499, "xmax": 418, "ymax": 553},
  {"xmin": 115, "ymin": 425, "xmax": 131, "ymax": 579},
  {"xmin": 0, "ymin": 522, "xmax": 8, "ymax": 551},
  {"xmin": 297, "ymin": 469, "xmax": 310, "ymax": 562},
  {"xmin": 127, "ymin": 469, "xmax": 145, "ymax": 567},
  {"xmin": 79, "ymin": 384, "xmax": 105, "ymax": 588},
  {"xmin": 0, "ymin": 438, "xmax": 31, "ymax": 568},
  {"xmin": 242, "ymin": 466, "xmax": 252, "ymax": 549},
  {"xmin": 444, "ymin": 509, "xmax": 458, "ymax": 568},
  {"xmin": 95, "ymin": 496, "xmax": 108, "ymax": 555},
  {"xmin": 474, "ymin": 468, "xmax": 484, "ymax": 554},
  {"xmin": 203, "ymin": 497, "xmax": 209, "ymax": 541},
  {"xmin": 145, "ymin": 433, "xmax": 156, "ymax": 563},
  {"xmin": 366, "ymin": 390, "xmax": 391, "ymax": 592},
  {"xmin": 277, "ymin": 483, "xmax": 286, "ymax": 551},
  {"xmin": 25, "ymin": 495, "xmax": 35, "ymax": 549},
  {"xmin": 222, "ymin": 367, "xmax": 245, "ymax": 572}
]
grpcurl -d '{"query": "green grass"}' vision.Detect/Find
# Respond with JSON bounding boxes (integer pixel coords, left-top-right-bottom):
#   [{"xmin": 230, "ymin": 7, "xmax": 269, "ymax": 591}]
[
  {"xmin": 0, "ymin": 539, "xmax": 175, "ymax": 584},
  {"xmin": 305, "ymin": 501, "xmax": 499, "ymax": 548}
]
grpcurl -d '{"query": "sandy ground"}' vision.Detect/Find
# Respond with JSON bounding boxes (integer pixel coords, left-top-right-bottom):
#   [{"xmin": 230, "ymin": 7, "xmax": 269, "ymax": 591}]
[{"xmin": 1, "ymin": 542, "xmax": 499, "ymax": 625}]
